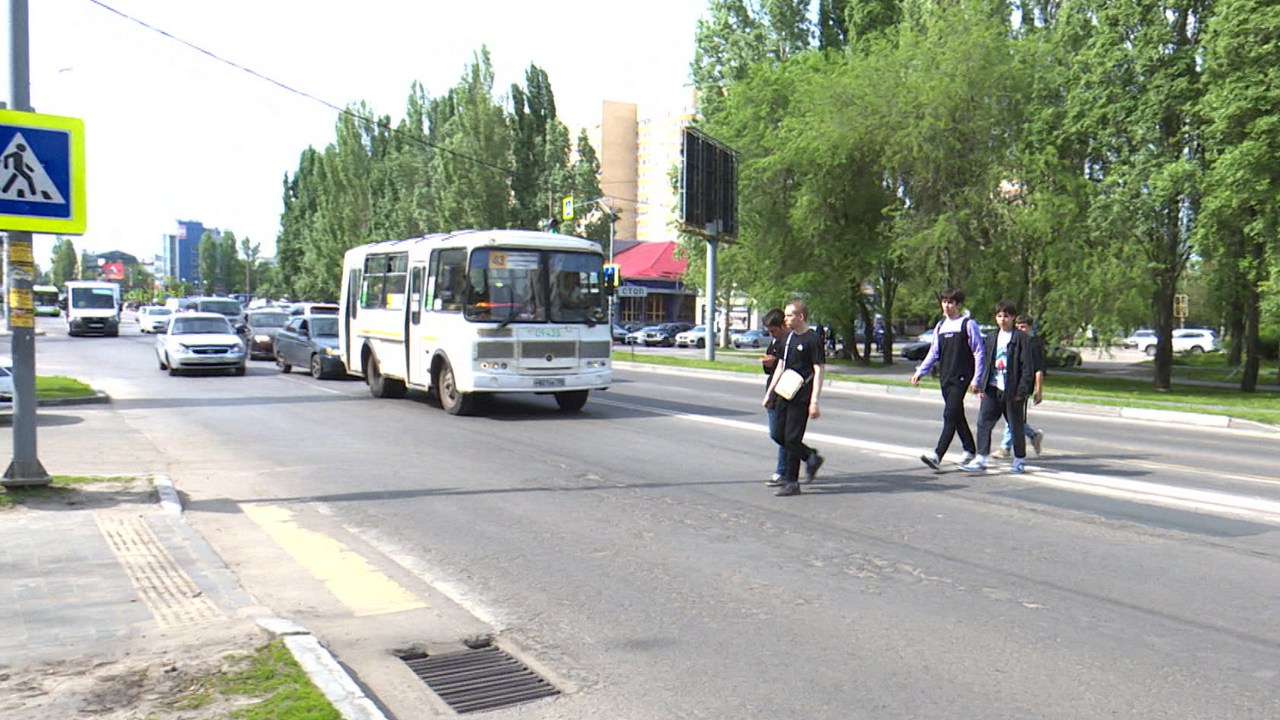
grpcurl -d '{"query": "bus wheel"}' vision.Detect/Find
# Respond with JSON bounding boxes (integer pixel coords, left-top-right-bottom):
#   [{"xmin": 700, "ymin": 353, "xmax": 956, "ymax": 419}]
[
  {"xmin": 438, "ymin": 360, "xmax": 475, "ymax": 415},
  {"xmin": 555, "ymin": 390, "xmax": 589, "ymax": 412},
  {"xmin": 367, "ymin": 355, "xmax": 407, "ymax": 398}
]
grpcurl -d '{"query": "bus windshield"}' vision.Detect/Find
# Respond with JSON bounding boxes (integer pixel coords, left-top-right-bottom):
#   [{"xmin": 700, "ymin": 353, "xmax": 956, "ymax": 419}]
[{"xmin": 462, "ymin": 249, "xmax": 605, "ymax": 324}]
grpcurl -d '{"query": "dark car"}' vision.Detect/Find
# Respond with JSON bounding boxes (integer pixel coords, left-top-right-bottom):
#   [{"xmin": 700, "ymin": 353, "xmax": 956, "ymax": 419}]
[
  {"xmin": 899, "ymin": 341, "xmax": 932, "ymax": 362},
  {"xmin": 274, "ymin": 314, "xmax": 346, "ymax": 379},
  {"xmin": 1043, "ymin": 345, "xmax": 1082, "ymax": 368},
  {"xmin": 644, "ymin": 322, "xmax": 693, "ymax": 347},
  {"xmin": 238, "ymin": 309, "xmax": 290, "ymax": 360}
]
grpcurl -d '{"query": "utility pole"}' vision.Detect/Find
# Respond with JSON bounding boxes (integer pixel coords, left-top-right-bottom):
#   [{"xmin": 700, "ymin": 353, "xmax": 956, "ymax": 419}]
[{"xmin": 3, "ymin": 0, "xmax": 49, "ymax": 485}]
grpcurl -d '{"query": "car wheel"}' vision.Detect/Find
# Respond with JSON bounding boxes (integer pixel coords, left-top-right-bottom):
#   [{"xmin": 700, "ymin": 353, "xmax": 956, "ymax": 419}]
[
  {"xmin": 696, "ymin": 339, "xmax": 705, "ymax": 349},
  {"xmin": 1189, "ymin": 345, "xmax": 1204, "ymax": 354},
  {"xmin": 1145, "ymin": 345, "xmax": 1157, "ymax": 356},
  {"xmin": 167, "ymin": 355, "xmax": 179, "ymax": 376},
  {"xmin": 555, "ymin": 390, "xmax": 589, "ymax": 412},
  {"xmin": 276, "ymin": 354, "xmax": 292, "ymax": 374},
  {"xmin": 752, "ymin": 339, "xmax": 761, "ymax": 348},
  {"xmin": 437, "ymin": 359, "xmax": 475, "ymax": 415},
  {"xmin": 233, "ymin": 364, "xmax": 246, "ymax": 376},
  {"xmin": 310, "ymin": 354, "xmax": 324, "ymax": 379},
  {"xmin": 158, "ymin": 353, "xmax": 167, "ymax": 370}
]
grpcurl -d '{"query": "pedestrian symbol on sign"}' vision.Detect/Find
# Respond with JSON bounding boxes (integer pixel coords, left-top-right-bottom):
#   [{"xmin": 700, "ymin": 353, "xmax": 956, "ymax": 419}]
[{"xmin": 1, "ymin": 133, "xmax": 64, "ymax": 203}]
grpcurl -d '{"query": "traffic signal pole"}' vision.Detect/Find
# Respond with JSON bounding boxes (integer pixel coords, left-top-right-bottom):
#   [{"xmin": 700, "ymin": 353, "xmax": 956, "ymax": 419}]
[{"xmin": 4, "ymin": 0, "xmax": 50, "ymax": 486}]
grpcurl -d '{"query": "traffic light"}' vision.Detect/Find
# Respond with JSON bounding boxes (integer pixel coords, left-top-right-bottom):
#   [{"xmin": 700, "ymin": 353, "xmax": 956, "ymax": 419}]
[{"xmin": 602, "ymin": 263, "xmax": 620, "ymax": 287}]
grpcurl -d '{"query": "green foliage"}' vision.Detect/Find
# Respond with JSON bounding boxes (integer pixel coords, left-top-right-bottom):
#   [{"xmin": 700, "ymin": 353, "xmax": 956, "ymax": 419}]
[{"xmin": 50, "ymin": 236, "xmax": 78, "ymax": 287}]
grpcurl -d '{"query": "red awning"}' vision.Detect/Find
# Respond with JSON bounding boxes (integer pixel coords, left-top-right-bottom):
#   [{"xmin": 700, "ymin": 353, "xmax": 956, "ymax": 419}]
[{"xmin": 614, "ymin": 241, "xmax": 686, "ymax": 280}]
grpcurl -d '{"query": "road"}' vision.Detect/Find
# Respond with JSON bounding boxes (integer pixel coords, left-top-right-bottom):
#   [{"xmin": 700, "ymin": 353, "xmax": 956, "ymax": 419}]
[{"xmin": 8, "ymin": 315, "xmax": 1280, "ymax": 719}]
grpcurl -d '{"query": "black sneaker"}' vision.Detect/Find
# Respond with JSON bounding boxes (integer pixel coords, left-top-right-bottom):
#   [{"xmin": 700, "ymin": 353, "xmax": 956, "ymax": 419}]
[
  {"xmin": 774, "ymin": 482, "xmax": 801, "ymax": 497},
  {"xmin": 804, "ymin": 453, "xmax": 825, "ymax": 483},
  {"xmin": 920, "ymin": 453, "xmax": 941, "ymax": 471}
]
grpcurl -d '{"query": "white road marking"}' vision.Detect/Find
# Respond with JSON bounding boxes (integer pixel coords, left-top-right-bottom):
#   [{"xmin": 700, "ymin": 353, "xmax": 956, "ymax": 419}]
[{"xmin": 593, "ymin": 396, "xmax": 1280, "ymax": 526}]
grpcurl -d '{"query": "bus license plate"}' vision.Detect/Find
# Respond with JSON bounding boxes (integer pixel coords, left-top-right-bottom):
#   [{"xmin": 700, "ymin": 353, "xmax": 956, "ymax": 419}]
[{"xmin": 533, "ymin": 378, "xmax": 565, "ymax": 388}]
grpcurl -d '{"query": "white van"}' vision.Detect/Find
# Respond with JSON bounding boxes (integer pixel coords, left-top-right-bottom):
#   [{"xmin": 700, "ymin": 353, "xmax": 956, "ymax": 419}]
[{"xmin": 65, "ymin": 281, "xmax": 121, "ymax": 336}]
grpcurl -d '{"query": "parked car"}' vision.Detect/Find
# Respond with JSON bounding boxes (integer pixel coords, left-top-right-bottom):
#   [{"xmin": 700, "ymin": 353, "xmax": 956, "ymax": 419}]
[
  {"xmin": 1124, "ymin": 329, "xmax": 1157, "ymax": 352},
  {"xmin": 136, "ymin": 306, "xmax": 173, "ymax": 334},
  {"xmin": 1043, "ymin": 345, "xmax": 1083, "ymax": 368},
  {"xmin": 675, "ymin": 325, "xmax": 716, "ymax": 348},
  {"xmin": 275, "ymin": 314, "xmax": 345, "ymax": 379},
  {"xmin": 731, "ymin": 329, "xmax": 769, "ymax": 349},
  {"xmin": 624, "ymin": 326, "xmax": 655, "ymax": 345},
  {"xmin": 155, "ymin": 312, "xmax": 246, "ymax": 376},
  {"xmin": 1171, "ymin": 328, "xmax": 1218, "ymax": 354},
  {"xmin": 612, "ymin": 323, "xmax": 630, "ymax": 343},
  {"xmin": 238, "ymin": 309, "xmax": 291, "ymax": 360},
  {"xmin": 1126, "ymin": 328, "xmax": 1219, "ymax": 355},
  {"xmin": 0, "ymin": 355, "xmax": 12, "ymax": 407},
  {"xmin": 900, "ymin": 341, "xmax": 931, "ymax": 362},
  {"xmin": 644, "ymin": 322, "xmax": 693, "ymax": 347}
]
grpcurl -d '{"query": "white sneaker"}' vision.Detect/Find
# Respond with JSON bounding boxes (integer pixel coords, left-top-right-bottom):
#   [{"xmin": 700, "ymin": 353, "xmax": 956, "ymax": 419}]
[
  {"xmin": 1010, "ymin": 458, "xmax": 1027, "ymax": 474},
  {"xmin": 920, "ymin": 452, "xmax": 941, "ymax": 471},
  {"xmin": 1031, "ymin": 431, "xmax": 1045, "ymax": 456},
  {"xmin": 959, "ymin": 452, "xmax": 975, "ymax": 465},
  {"xmin": 959, "ymin": 456, "xmax": 987, "ymax": 472}
]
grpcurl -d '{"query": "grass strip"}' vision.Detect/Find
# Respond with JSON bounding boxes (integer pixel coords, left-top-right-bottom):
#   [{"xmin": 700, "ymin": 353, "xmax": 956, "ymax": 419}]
[{"xmin": 176, "ymin": 639, "xmax": 342, "ymax": 719}]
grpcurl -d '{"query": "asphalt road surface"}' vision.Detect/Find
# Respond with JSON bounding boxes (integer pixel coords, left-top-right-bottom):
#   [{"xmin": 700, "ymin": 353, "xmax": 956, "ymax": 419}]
[{"xmin": 8, "ymin": 315, "xmax": 1280, "ymax": 719}]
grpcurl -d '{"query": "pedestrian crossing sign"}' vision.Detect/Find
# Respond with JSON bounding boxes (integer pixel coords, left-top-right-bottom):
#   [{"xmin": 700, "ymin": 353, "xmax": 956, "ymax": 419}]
[{"xmin": 0, "ymin": 109, "xmax": 85, "ymax": 234}]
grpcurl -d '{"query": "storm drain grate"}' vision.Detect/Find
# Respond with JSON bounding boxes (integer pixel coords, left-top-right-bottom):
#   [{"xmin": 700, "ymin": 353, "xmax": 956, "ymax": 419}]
[{"xmin": 401, "ymin": 645, "xmax": 560, "ymax": 714}]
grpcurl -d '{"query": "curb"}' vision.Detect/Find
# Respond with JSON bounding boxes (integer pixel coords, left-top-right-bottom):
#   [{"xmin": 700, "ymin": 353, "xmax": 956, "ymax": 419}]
[
  {"xmin": 157, "ymin": 476, "xmax": 390, "ymax": 720},
  {"xmin": 611, "ymin": 360, "xmax": 1278, "ymax": 433},
  {"xmin": 36, "ymin": 390, "xmax": 110, "ymax": 407}
]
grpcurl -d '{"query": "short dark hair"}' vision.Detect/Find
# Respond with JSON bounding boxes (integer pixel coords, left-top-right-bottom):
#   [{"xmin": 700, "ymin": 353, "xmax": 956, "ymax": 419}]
[
  {"xmin": 786, "ymin": 298, "xmax": 808, "ymax": 319},
  {"xmin": 940, "ymin": 288, "xmax": 964, "ymax": 304},
  {"xmin": 763, "ymin": 308, "xmax": 784, "ymax": 329},
  {"xmin": 995, "ymin": 299, "xmax": 1018, "ymax": 316},
  {"xmin": 1015, "ymin": 314, "xmax": 1034, "ymax": 327}
]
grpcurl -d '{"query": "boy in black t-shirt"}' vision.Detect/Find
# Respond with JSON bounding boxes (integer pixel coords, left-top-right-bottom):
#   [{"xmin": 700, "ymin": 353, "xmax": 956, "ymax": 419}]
[
  {"xmin": 762, "ymin": 299, "xmax": 826, "ymax": 497},
  {"xmin": 762, "ymin": 309, "xmax": 823, "ymax": 487}
]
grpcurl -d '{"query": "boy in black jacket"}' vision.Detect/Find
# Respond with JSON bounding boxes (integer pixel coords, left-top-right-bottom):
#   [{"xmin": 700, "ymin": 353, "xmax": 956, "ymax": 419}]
[{"xmin": 961, "ymin": 300, "xmax": 1037, "ymax": 474}]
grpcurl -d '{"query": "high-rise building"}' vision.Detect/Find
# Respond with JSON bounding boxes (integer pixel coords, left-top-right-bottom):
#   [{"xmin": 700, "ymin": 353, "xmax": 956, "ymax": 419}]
[{"xmin": 161, "ymin": 219, "xmax": 214, "ymax": 284}]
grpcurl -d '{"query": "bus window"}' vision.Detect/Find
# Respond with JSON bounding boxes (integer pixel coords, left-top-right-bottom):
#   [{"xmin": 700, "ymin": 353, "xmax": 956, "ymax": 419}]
[
  {"xmin": 435, "ymin": 249, "xmax": 466, "ymax": 312},
  {"xmin": 549, "ymin": 252, "xmax": 607, "ymax": 324},
  {"xmin": 464, "ymin": 249, "xmax": 544, "ymax": 323}
]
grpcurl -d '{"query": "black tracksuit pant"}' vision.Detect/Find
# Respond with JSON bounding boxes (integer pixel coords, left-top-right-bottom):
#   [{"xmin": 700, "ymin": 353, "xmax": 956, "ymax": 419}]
[
  {"xmin": 770, "ymin": 389, "xmax": 812, "ymax": 484},
  {"xmin": 975, "ymin": 385, "xmax": 1026, "ymax": 458},
  {"xmin": 933, "ymin": 381, "xmax": 976, "ymax": 459}
]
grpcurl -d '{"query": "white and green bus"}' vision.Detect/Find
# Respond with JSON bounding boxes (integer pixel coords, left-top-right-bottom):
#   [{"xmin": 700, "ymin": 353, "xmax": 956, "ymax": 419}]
[
  {"xmin": 338, "ymin": 229, "xmax": 612, "ymax": 415},
  {"xmin": 32, "ymin": 284, "xmax": 60, "ymax": 316}
]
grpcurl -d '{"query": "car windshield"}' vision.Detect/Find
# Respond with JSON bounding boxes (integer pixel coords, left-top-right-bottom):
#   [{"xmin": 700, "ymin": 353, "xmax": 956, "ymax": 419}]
[
  {"xmin": 309, "ymin": 317, "xmax": 338, "ymax": 337},
  {"xmin": 71, "ymin": 288, "xmax": 116, "ymax": 309},
  {"xmin": 171, "ymin": 317, "xmax": 231, "ymax": 335},
  {"xmin": 248, "ymin": 313, "xmax": 288, "ymax": 328}
]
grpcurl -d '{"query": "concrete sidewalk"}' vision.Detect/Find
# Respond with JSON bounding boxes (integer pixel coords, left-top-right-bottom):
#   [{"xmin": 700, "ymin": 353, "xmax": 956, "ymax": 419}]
[{"xmin": 0, "ymin": 405, "xmax": 387, "ymax": 720}]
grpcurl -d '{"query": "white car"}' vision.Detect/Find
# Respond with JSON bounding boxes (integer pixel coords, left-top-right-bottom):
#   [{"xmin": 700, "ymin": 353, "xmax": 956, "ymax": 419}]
[
  {"xmin": 155, "ymin": 312, "xmax": 247, "ymax": 376},
  {"xmin": 1171, "ymin": 328, "xmax": 1218, "ymax": 354},
  {"xmin": 136, "ymin": 306, "xmax": 173, "ymax": 333},
  {"xmin": 0, "ymin": 356, "xmax": 12, "ymax": 409},
  {"xmin": 1124, "ymin": 328, "xmax": 1156, "ymax": 351},
  {"xmin": 1128, "ymin": 328, "xmax": 1218, "ymax": 355},
  {"xmin": 675, "ymin": 325, "xmax": 715, "ymax": 348}
]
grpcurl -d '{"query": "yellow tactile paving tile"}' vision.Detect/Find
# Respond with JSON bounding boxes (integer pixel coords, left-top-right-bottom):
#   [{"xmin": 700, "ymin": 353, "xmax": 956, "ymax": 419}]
[{"xmin": 241, "ymin": 504, "xmax": 426, "ymax": 617}]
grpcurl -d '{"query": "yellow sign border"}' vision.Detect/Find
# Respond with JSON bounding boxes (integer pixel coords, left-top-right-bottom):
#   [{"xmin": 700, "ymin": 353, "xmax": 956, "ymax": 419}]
[{"xmin": 0, "ymin": 109, "xmax": 86, "ymax": 235}]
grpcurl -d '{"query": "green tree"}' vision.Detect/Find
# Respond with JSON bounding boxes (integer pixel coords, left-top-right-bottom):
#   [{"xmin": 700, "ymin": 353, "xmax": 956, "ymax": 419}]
[
  {"xmin": 1196, "ymin": 0, "xmax": 1280, "ymax": 390},
  {"xmin": 197, "ymin": 230, "xmax": 218, "ymax": 293},
  {"xmin": 50, "ymin": 236, "xmax": 78, "ymax": 287}
]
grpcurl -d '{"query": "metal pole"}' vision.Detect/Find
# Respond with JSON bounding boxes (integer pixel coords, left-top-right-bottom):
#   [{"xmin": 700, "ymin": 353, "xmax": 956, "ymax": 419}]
[
  {"xmin": 704, "ymin": 237, "xmax": 716, "ymax": 362},
  {"xmin": 4, "ymin": 0, "xmax": 50, "ymax": 485}
]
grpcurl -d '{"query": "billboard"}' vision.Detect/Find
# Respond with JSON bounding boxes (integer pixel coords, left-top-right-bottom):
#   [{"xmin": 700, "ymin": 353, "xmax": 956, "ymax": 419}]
[{"xmin": 679, "ymin": 127, "xmax": 738, "ymax": 240}]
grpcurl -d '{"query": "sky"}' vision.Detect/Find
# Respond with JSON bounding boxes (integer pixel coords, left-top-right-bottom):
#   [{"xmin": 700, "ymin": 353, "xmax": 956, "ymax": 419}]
[{"xmin": 3, "ymin": 0, "xmax": 707, "ymax": 269}]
